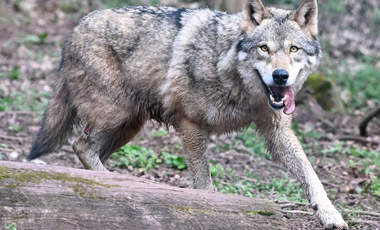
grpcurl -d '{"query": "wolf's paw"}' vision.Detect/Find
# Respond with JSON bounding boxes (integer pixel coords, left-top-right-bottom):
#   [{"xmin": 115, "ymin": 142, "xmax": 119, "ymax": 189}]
[{"xmin": 316, "ymin": 208, "xmax": 349, "ymax": 230}]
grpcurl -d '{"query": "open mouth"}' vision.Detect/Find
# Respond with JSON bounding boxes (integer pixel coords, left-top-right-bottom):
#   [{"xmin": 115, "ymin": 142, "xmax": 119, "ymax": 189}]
[{"xmin": 256, "ymin": 70, "xmax": 295, "ymax": 115}]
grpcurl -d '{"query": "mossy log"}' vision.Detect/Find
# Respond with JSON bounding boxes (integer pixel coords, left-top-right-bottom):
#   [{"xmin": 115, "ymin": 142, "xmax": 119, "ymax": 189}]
[{"xmin": 0, "ymin": 161, "xmax": 288, "ymax": 230}]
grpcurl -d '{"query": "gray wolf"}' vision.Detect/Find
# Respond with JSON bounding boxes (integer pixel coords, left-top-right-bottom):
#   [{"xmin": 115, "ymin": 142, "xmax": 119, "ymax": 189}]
[{"xmin": 28, "ymin": 0, "xmax": 348, "ymax": 229}]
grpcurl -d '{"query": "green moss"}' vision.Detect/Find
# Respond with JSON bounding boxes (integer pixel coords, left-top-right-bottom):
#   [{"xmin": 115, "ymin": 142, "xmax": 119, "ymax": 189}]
[
  {"xmin": 173, "ymin": 206, "xmax": 192, "ymax": 212},
  {"xmin": 307, "ymin": 74, "xmax": 334, "ymax": 109},
  {"xmin": 0, "ymin": 166, "xmax": 117, "ymax": 189},
  {"xmin": 173, "ymin": 205, "xmax": 274, "ymax": 216},
  {"xmin": 173, "ymin": 206, "xmax": 212, "ymax": 214},
  {"xmin": 245, "ymin": 210, "xmax": 275, "ymax": 216},
  {"xmin": 13, "ymin": 210, "xmax": 28, "ymax": 220},
  {"xmin": 70, "ymin": 184, "xmax": 98, "ymax": 199}
]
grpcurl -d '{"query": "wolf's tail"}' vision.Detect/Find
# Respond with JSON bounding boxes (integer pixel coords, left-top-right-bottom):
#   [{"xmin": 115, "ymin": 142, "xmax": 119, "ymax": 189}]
[{"xmin": 28, "ymin": 79, "xmax": 75, "ymax": 160}]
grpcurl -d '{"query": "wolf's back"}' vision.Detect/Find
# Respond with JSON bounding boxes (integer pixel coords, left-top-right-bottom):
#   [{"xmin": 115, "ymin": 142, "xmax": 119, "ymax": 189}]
[{"xmin": 28, "ymin": 78, "xmax": 74, "ymax": 160}]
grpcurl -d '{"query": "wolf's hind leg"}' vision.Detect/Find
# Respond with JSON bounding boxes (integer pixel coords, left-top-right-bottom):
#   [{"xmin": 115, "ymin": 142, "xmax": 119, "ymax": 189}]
[
  {"xmin": 179, "ymin": 119, "xmax": 213, "ymax": 190},
  {"xmin": 98, "ymin": 119, "xmax": 147, "ymax": 164},
  {"xmin": 73, "ymin": 119, "xmax": 146, "ymax": 171},
  {"xmin": 73, "ymin": 133, "xmax": 109, "ymax": 172}
]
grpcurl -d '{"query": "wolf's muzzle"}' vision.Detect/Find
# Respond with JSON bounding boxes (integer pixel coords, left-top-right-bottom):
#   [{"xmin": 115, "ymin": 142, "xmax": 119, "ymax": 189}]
[{"xmin": 272, "ymin": 69, "xmax": 289, "ymax": 85}]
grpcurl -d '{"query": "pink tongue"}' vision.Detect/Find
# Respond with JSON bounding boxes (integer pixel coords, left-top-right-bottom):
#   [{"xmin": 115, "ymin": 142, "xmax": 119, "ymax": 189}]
[
  {"xmin": 283, "ymin": 87, "xmax": 295, "ymax": 115},
  {"xmin": 271, "ymin": 86, "xmax": 295, "ymax": 115}
]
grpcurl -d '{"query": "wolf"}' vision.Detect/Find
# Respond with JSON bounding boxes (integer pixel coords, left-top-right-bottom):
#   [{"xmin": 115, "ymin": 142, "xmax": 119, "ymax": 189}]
[{"xmin": 28, "ymin": 0, "xmax": 348, "ymax": 228}]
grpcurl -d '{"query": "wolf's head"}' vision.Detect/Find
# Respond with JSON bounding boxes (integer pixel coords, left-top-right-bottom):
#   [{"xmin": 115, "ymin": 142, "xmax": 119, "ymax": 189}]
[{"xmin": 236, "ymin": 0, "xmax": 321, "ymax": 115}]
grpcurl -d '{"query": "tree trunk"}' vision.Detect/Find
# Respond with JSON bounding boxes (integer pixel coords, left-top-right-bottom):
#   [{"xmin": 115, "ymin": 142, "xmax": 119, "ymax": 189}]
[{"xmin": 0, "ymin": 161, "xmax": 288, "ymax": 230}]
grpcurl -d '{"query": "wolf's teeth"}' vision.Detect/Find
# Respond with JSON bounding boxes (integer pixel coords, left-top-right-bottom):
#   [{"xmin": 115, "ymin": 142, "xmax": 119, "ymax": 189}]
[
  {"xmin": 282, "ymin": 95, "xmax": 287, "ymax": 102},
  {"xmin": 270, "ymin": 94, "xmax": 275, "ymax": 102},
  {"xmin": 273, "ymin": 101, "xmax": 283, "ymax": 105}
]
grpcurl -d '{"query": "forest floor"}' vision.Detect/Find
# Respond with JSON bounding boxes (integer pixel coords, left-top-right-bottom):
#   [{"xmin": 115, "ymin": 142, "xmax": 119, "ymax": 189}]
[{"xmin": 0, "ymin": 0, "xmax": 379, "ymax": 229}]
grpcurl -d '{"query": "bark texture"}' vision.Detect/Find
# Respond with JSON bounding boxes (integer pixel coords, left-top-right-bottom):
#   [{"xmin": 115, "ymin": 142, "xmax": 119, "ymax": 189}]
[{"xmin": 0, "ymin": 161, "xmax": 288, "ymax": 230}]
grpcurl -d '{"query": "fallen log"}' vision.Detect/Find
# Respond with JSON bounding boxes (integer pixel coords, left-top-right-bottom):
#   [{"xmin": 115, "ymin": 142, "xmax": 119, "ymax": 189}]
[{"xmin": 0, "ymin": 161, "xmax": 288, "ymax": 230}]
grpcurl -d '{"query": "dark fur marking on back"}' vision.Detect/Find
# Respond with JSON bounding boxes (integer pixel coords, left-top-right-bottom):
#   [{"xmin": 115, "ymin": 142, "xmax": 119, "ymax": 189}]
[
  {"xmin": 121, "ymin": 6, "xmax": 186, "ymax": 28},
  {"xmin": 165, "ymin": 8, "xmax": 187, "ymax": 28},
  {"xmin": 184, "ymin": 58, "xmax": 197, "ymax": 86}
]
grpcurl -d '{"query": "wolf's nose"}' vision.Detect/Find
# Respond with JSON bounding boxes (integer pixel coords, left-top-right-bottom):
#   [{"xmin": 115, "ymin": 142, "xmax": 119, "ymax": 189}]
[{"xmin": 273, "ymin": 69, "xmax": 289, "ymax": 85}]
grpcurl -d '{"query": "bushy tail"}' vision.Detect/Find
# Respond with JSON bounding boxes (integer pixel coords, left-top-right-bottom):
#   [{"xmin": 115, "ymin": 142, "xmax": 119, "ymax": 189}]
[{"xmin": 28, "ymin": 80, "xmax": 75, "ymax": 160}]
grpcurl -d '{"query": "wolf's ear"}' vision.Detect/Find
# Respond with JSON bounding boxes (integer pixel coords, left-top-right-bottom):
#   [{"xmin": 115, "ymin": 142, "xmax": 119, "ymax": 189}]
[
  {"xmin": 241, "ymin": 0, "xmax": 269, "ymax": 33},
  {"xmin": 291, "ymin": 0, "xmax": 318, "ymax": 37}
]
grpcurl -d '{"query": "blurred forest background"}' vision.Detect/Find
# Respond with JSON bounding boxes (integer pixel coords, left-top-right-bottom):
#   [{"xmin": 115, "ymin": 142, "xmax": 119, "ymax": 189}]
[{"xmin": 0, "ymin": 0, "xmax": 380, "ymax": 229}]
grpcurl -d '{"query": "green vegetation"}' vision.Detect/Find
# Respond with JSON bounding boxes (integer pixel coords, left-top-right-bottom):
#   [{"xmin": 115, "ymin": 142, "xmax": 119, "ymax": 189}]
[
  {"xmin": 0, "ymin": 166, "xmax": 115, "ymax": 189},
  {"xmin": 323, "ymin": 143, "xmax": 380, "ymax": 197},
  {"xmin": 314, "ymin": 63, "xmax": 380, "ymax": 112},
  {"xmin": 210, "ymin": 162, "xmax": 224, "ymax": 177},
  {"xmin": 24, "ymin": 32, "xmax": 49, "ymax": 44},
  {"xmin": 9, "ymin": 67, "xmax": 21, "ymax": 80},
  {"xmin": 336, "ymin": 66, "xmax": 380, "ymax": 109},
  {"xmin": 8, "ymin": 125, "xmax": 23, "ymax": 132},
  {"xmin": 110, "ymin": 144, "xmax": 188, "ymax": 170},
  {"xmin": 212, "ymin": 165, "xmax": 307, "ymax": 202},
  {"xmin": 325, "ymin": 0, "xmax": 346, "ymax": 13},
  {"xmin": 149, "ymin": 128, "xmax": 169, "ymax": 138},
  {"xmin": 6, "ymin": 223, "xmax": 17, "ymax": 230},
  {"xmin": 0, "ymin": 89, "xmax": 50, "ymax": 112},
  {"xmin": 371, "ymin": 8, "xmax": 380, "ymax": 36},
  {"xmin": 237, "ymin": 125, "xmax": 270, "ymax": 159},
  {"xmin": 162, "ymin": 152, "xmax": 187, "ymax": 170},
  {"xmin": 110, "ymin": 144, "xmax": 162, "ymax": 171}
]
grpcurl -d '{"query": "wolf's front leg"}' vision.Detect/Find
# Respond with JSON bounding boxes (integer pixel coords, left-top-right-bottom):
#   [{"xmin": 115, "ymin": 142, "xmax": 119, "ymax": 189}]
[
  {"xmin": 257, "ymin": 115, "xmax": 348, "ymax": 230},
  {"xmin": 179, "ymin": 119, "xmax": 213, "ymax": 190}
]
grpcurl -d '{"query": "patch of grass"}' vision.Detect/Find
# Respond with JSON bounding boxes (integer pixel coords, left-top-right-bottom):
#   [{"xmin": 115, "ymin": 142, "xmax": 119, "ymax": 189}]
[
  {"xmin": 330, "ymin": 65, "xmax": 380, "ymax": 110},
  {"xmin": 24, "ymin": 32, "xmax": 49, "ymax": 44},
  {"xmin": 322, "ymin": 0, "xmax": 347, "ymax": 14},
  {"xmin": 161, "ymin": 152, "xmax": 187, "ymax": 170},
  {"xmin": 368, "ymin": 178, "xmax": 380, "ymax": 197},
  {"xmin": 6, "ymin": 222, "xmax": 17, "ymax": 230},
  {"xmin": 8, "ymin": 125, "xmax": 23, "ymax": 132},
  {"xmin": 9, "ymin": 67, "xmax": 21, "ymax": 80},
  {"xmin": 210, "ymin": 162, "xmax": 224, "ymax": 177},
  {"xmin": 370, "ymin": 8, "xmax": 380, "ymax": 36},
  {"xmin": 1, "ymin": 90, "xmax": 50, "ymax": 112},
  {"xmin": 323, "ymin": 143, "xmax": 380, "ymax": 197},
  {"xmin": 0, "ymin": 97, "xmax": 13, "ymax": 111},
  {"xmin": 263, "ymin": 176, "xmax": 306, "ymax": 202},
  {"xmin": 110, "ymin": 144, "xmax": 162, "ymax": 171},
  {"xmin": 149, "ymin": 128, "xmax": 168, "ymax": 138},
  {"xmin": 212, "ymin": 166, "xmax": 306, "ymax": 202},
  {"xmin": 237, "ymin": 125, "xmax": 270, "ymax": 159}
]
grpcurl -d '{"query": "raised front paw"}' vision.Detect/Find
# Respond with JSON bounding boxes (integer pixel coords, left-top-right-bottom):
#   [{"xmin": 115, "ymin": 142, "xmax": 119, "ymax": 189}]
[{"xmin": 316, "ymin": 208, "xmax": 349, "ymax": 230}]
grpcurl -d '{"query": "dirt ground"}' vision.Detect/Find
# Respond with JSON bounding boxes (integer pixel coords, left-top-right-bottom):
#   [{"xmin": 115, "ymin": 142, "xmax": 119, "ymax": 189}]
[{"xmin": 0, "ymin": 0, "xmax": 379, "ymax": 229}]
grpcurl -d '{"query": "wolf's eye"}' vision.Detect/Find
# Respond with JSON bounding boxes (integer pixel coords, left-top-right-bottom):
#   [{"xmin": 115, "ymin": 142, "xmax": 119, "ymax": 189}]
[
  {"xmin": 260, "ymin": 45, "xmax": 269, "ymax": 52},
  {"xmin": 290, "ymin": 46, "xmax": 299, "ymax": 52}
]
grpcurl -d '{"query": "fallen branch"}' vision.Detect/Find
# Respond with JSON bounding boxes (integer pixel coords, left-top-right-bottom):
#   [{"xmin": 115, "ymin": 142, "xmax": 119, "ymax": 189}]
[
  {"xmin": 276, "ymin": 200, "xmax": 309, "ymax": 206},
  {"xmin": 344, "ymin": 209, "xmax": 380, "ymax": 217},
  {"xmin": 0, "ymin": 147, "xmax": 23, "ymax": 152},
  {"xmin": 359, "ymin": 107, "xmax": 380, "ymax": 137},
  {"xmin": 336, "ymin": 135, "xmax": 380, "ymax": 145},
  {"xmin": 0, "ymin": 161, "xmax": 288, "ymax": 230},
  {"xmin": 281, "ymin": 210, "xmax": 313, "ymax": 215},
  {"xmin": 0, "ymin": 134, "xmax": 29, "ymax": 142}
]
